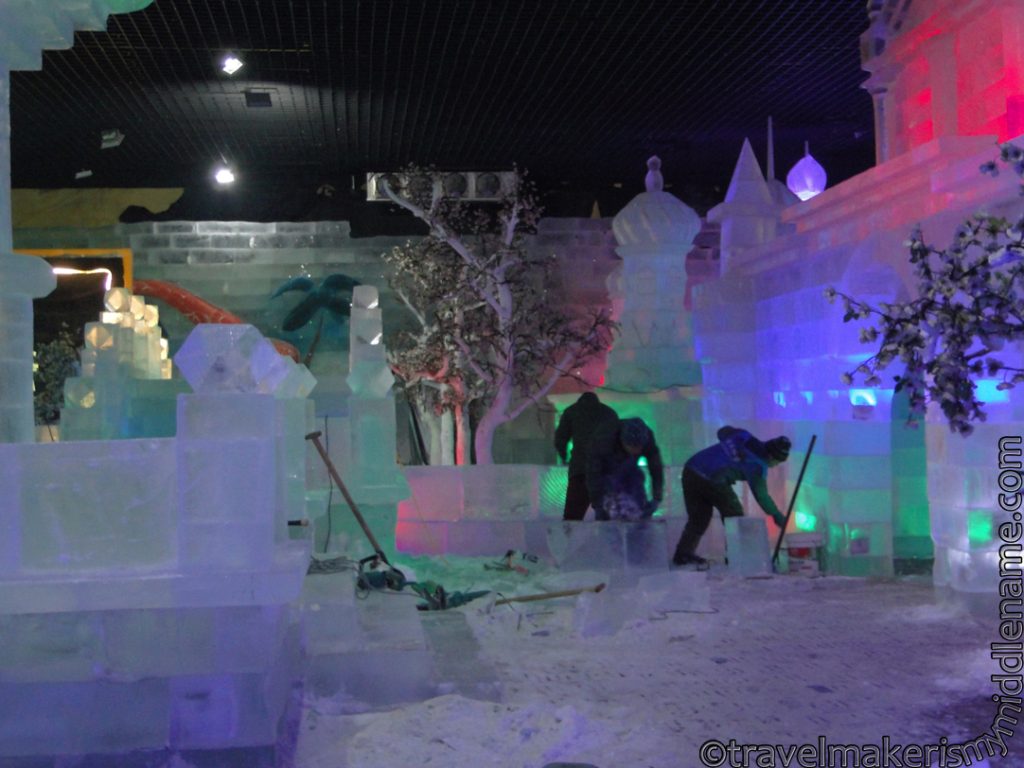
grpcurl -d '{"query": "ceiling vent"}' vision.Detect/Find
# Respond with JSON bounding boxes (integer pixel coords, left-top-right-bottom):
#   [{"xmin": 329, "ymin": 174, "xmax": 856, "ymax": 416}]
[
  {"xmin": 366, "ymin": 171, "xmax": 515, "ymax": 202},
  {"xmin": 244, "ymin": 90, "xmax": 273, "ymax": 108}
]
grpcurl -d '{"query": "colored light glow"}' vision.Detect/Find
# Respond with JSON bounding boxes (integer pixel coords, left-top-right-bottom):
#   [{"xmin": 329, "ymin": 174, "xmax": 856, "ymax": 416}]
[
  {"xmin": 968, "ymin": 511, "xmax": 994, "ymax": 546},
  {"xmin": 773, "ymin": 391, "xmax": 787, "ymax": 407},
  {"xmin": 794, "ymin": 510, "xmax": 817, "ymax": 532},
  {"xmin": 52, "ymin": 266, "xmax": 113, "ymax": 291},
  {"xmin": 801, "ymin": 391, "xmax": 814, "ymax": 404},
  {"xmin": 849, "ymin": 389, "xmax": 877, "ymax": 407},
  {"xmin": 975, "ymin": 379, "xmax": 1010, "ymax": 404},
  {"xmin": 638, "ymin": 457, "xmax": 647, "ymax": 467}
]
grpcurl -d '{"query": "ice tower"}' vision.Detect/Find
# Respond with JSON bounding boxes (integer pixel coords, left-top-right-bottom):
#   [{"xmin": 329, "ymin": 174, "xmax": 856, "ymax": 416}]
[{"xmin": 598, "ymin": 157, "xmax": 704, "ymax": 466}]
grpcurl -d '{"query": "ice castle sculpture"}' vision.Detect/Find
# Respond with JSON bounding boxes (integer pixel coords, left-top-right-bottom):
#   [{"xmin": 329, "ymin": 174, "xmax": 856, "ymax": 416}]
[{"xmin": 607, "ymin": 156, "xmax": 701, "ymax": 393}]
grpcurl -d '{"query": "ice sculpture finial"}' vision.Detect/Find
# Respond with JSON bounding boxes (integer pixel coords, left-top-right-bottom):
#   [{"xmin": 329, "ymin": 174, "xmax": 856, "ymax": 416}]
[
  {"xmin": 724, "ymin": 138, "xmax": 773, "ymax": 206},
  {"xmin": 786, "ymin": 141, "xmax": 827, "ymax": 201},
  {"xmin": 612, "ymin": 157, "xmax": 700, "ymax": 250},
  {"xmin": 645, "ymin": 156, "xmax": 663, "ymax": 192}
]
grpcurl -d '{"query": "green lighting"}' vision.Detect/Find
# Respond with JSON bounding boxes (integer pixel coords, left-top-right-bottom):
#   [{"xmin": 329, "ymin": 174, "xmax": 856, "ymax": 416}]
[
  {"xmin": 968, "ymin": 511, "xmax": 994, "ymax": 546},
  {"xmin": 638, "ymin": 456, "xmax": 647, "ymax": 467},
  {"xmin": 794, "ymin": 510, "xmax": 817, "ymax": 531}
]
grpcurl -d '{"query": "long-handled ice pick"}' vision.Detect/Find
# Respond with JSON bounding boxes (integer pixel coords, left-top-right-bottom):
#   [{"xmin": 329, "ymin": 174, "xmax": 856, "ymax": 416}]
[
  {"xmin": 771, "ymin": 434, "xmax": 817, "ymax": 572},
  {"xmin": 305, "ymin": 430, "xmax": 392, "ymax": 566}
]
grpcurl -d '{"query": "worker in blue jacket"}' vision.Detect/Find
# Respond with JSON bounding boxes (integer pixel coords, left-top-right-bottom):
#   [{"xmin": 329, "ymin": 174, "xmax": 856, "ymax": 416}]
[{"xmin": 672, "ymin": 426, "xmax": 791, "ymax": 567}]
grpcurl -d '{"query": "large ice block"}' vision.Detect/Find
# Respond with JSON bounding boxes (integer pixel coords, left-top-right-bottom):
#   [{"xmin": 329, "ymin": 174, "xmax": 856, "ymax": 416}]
[
  {"xmin": 16, "ymin": 439, "xmax": 178, "ymax": 573},
  {"xmin": 724, "ymin": 516, "xmax": 772, "ymax": 577},
  {"xmin": 548, "ymin": 520, "xmax": 669, "ymax": 584},
  {"xmin": 174, "ymin": 324, "xmax": 295, "ymax": 395}
]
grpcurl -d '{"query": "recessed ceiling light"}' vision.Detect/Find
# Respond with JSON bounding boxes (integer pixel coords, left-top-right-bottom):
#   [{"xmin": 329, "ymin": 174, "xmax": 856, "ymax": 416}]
[
  {"xmin": 222, "ymin": 55, "xmax": 243, "ymax": 75},
  {"xmin": 215, "ymin": 167, "xmax": 235, "ymax": 185}
]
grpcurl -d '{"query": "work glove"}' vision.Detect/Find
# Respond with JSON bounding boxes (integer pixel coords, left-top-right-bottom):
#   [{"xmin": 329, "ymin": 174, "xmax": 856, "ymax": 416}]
[{"xmin": 772, "ymin": 512, "xmax": 787, "ymax": 529}]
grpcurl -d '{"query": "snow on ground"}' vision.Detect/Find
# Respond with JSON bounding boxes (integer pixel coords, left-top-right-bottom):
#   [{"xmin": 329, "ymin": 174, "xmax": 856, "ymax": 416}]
[{"xmin": 292, "ymin": 553, "xmax": 1016, "ymax": 768}]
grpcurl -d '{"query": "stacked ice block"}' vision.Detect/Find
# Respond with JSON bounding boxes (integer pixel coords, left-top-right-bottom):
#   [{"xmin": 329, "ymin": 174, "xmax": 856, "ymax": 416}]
[
  {"xmin": 927, "ymin": 408, "xmax": 1024, "ymax": 594},
  {"xmin": 0, "ymin": 323, "xmax": 313, "ymax": 762},
  {"xmin": 61, "ymin": 286, "xmax": 190, "ymax": 440}
]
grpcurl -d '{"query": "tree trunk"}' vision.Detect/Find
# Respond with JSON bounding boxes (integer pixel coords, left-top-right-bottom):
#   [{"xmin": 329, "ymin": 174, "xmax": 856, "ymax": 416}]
[
  {"xmin": 439, "ymin": 409, "xmax": 455, "ymax": 465},
  {"xmin": 454, "ymin": 401, "xmax": 470, "ymax": 465},
  {"xmin": 472, "ymin": 380, "xmax": 513, "ymax": 465}
]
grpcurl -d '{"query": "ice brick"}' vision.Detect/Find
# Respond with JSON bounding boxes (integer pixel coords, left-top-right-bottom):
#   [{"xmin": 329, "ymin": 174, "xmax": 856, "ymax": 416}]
[
  {"xmin": 174, "ymin": 324, "xmax": 292, "ymax": 395},
  {"xmin": 19, "ymin": 439, "xmax": 178, "ymax": 573},
  {"xmin": 724, "ymin": 516, "xmax": 772, "ymax": 577},
  {"xmin": 177, "ymin": 393, "xmax": 276, "ymax": 439},
  {"xmin": 462, "ymin": 464, "xmax": 539, "ymax": 519},
  {"xmin": 548, "ymin": 520, "xmax": 669, "ymax": 583},
  {"xmin": 0, "ymin": 678, "xmax": 170, "ymax": 756},
  {"xmin": 402, "ymin": 466, "xmax": 465, "ymax": 521},
  {"xmin": 573, "ymin": 587, "xmax": 640, "ymax": 637}
]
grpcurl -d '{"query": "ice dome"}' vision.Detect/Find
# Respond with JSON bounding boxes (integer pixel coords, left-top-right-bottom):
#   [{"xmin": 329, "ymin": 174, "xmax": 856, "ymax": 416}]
[
  {"xmin": 612, "ymin": 156, "xmax": 701, "ymax": 250},
  {"xmin": 786, "ymin": 142, "xmax": 827, "ymax": 201}
]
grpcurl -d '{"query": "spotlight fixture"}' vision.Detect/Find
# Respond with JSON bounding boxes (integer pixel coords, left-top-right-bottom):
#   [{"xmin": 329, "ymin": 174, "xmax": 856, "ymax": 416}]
[
  {"xmin": 222, "ymin": 55, "xmax": 243, "ymax": 75},
  {"xmin": 100, "ymin": 129, "xmax": 124, "ymax": 150},
  {"xmin": 214, "ymin": 167, "xmax": 236, "ymax": 185}
]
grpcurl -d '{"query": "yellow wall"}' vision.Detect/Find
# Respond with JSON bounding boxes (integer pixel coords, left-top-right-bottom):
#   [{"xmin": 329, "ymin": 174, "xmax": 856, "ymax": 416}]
[{"xmin": 12, "ymin": 188, "xmax": 183, "ymax": 229}]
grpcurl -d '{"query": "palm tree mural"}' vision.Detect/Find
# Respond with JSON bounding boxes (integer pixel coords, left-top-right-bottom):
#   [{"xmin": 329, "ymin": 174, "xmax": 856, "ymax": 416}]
[{"xmin": 271, "ymin": 273, "xmax": 360, "ymax": 366}]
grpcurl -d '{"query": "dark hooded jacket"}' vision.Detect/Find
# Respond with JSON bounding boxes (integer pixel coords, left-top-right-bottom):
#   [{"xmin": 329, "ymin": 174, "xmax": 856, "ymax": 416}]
[
  {"xmin": 554, "ymin": 392, "xmax": 618, "ymax": 477},
  {"xmin": 585, "ymin": 417, "xmax": 664, "ymax": 514}
]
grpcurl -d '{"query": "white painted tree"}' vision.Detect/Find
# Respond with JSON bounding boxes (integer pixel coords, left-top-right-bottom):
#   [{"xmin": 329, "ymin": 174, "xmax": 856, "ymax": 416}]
[{"xmin": 382, "ymin": 168, "xmax": 615, "ymax": 464}]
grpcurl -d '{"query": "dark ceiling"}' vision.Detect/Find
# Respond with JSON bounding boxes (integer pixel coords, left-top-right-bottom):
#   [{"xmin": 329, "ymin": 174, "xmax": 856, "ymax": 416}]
[{"xmin": 10, "ymin": 0, "xmax": 877, "ymax": 225}]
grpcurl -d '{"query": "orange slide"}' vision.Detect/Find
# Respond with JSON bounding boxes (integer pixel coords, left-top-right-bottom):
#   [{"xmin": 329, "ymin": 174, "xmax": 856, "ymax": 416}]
[{"xmin": 133, "ymin": 278, "xmax": 300, "ymax": 362}]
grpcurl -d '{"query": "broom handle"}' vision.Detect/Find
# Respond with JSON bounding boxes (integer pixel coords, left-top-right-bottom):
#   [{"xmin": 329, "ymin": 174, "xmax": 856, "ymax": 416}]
[
  {"xmin": 305, "ymin": 430, "xmax": 390, "ymax": 564},
  {"xmin": 772, "ymin": 434, "xmax": 817, "ymax": 566},
  {"xmin": 494, "ymin": 583, "xmax": 606, "ymax": 606}
]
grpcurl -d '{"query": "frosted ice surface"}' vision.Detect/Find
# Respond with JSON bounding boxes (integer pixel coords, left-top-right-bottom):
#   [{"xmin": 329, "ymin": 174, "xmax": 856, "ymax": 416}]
[
  {"xmin": 104, "ymin": 286, "xmax": 132, "ymax": 313},
  {"xmin": 174, "ymin": 324, "xmax": 294, "ymax": 395},
  {"xmin": 352, "ymin": 284, "xmax": 379, "ymax": 309},
  {"xmin": 724, "ymin": 516, "xmax": 772, "ymax": 577},
  {"xmin": 346, "ymin": 361, "xmax": 394, "ymax": 398}
]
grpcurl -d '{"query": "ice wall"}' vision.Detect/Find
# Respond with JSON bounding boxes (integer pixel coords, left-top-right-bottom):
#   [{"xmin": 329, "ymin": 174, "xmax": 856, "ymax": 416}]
[
  {"xmin": 694, "ymin": 128, "xmax": 1024, "ymax": 585},
  {"xmin": 0, "ymin": 323, "xmax": 313, "ymax": 760}
]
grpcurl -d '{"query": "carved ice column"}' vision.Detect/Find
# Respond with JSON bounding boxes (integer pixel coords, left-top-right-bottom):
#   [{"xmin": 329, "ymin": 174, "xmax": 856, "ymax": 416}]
[
  {"xmin": 0, "ymin": 0, "xmax": 154, "ymax": 442},
  {"xmin": 605, "ymin": 156, "xmax": 702, "ymax": 392}
]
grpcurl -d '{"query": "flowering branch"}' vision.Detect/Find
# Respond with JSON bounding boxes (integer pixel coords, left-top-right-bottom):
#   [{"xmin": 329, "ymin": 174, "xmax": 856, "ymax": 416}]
[{"xmin": 827, "ymin": 142, "xmax": 1024, "ymax": 436}]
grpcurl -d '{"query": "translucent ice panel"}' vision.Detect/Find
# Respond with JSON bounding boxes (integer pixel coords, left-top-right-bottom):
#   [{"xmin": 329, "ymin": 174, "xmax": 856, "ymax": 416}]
[
  {"xmin": 724, "ymin": 517, "xmax": 772, "ymax": 577},
  {"xmin": 174, "ymin": 324, "xmax": 293, "ymax": 395},
  {"xmin": 18, "ymin": 439, "xmax": 178, "ymax": 573}
]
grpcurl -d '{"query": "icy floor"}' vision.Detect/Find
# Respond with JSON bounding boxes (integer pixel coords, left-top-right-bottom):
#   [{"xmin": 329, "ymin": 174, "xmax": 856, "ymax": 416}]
[{"xmin": 292, "ymin": 556, "xmax": 1016, "ymax": 768}]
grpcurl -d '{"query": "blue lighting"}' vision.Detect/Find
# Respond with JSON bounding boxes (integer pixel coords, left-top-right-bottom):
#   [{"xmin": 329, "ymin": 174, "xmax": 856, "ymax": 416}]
[
  {"xmin": 849, "ymin": 389, "xmax": 877, "ymax": 407},
  {"xmin": 975, "ymin": 379, "xmax": 1010, "ymax": 403},
  {"xmin": 773, "ymin": 391, "xmax": 787, "ymax": 407}
]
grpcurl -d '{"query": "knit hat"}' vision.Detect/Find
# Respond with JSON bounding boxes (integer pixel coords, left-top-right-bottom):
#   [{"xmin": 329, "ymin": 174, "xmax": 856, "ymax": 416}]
[
  {"xmin": 620, "ymin": 418, "xmax": 650, "ymax": 450},
  {"xmin": 765, "ymin": 436, "xmax": 791, "ymax": 461}
]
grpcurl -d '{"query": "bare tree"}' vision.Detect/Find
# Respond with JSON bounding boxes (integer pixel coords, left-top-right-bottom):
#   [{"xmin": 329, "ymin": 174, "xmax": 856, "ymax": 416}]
[{"xmin": 382, "ymin": 168, "xmax": 615, "ymax": 464}]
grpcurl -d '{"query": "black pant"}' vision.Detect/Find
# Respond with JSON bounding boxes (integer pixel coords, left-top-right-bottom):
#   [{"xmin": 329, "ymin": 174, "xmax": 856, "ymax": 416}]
[
  {"xmin": 563, "ymin": 473, "xmax": 591, "ymax": 521},
  {"xmin": 673, "ymin": 466, "xmax": 744, "ymax": 560}
]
